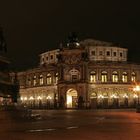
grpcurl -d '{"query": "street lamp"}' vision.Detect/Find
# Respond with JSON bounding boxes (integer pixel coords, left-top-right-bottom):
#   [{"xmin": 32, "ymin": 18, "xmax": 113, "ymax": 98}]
[{"xmin": 133, "ymin": 85, "xmax": 140, "ymax": 105}]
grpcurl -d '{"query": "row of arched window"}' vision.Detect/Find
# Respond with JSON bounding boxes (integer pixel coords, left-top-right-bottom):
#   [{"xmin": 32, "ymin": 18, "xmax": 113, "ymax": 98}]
[
  {"xmin": 90, "ymin": 71, "xmax": 136, "ymax": 83},
  {"xmin": 27, "ymin": 73, "xmax": 58, "ymax": 86},
  {"xmin": 25, "ymin": 71, "xmax": 136, "ymax": 87}
]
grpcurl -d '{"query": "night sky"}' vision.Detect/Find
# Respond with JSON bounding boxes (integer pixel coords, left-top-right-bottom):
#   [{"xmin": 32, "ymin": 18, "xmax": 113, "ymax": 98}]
[{"xmin": 0, "ymin": 0, "xmax": 140, "ymax": 70}]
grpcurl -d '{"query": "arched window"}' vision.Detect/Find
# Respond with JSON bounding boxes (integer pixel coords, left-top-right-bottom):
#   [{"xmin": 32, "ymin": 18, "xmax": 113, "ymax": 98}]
[
  {"xmin": 90, "ymin": 71, "xmax": 96, "ymax": 83},
  {"xmin": 39, "ymin": 74, "xmax": 43, "ymax": 85},
  {"xmin": 112, "ymin": 71, "xmax": 118, "ymax": 83},
  {"xmin": 27, "ymin": 77, "xmax": 31, "ymax": 86},
  {"xmin": 69, "ymin": 68, "xmax": 80, "ymax": 82},
  {"xmin": 101, "ymin": 71, "xmax": 107, "ymax": 83},
  {"xmin": 122, "ymin": 72, "xmax": 128, "ymax": 83},
  {"xmin": 90, "ymin": 93, "xmax": 97, "ymax": 99},
  {"xmin": 55, "ymin": 73, "xmax": 58, "ymax": 83},
  {"xmin": 33, "ymin": 75, "xmax": 37, "ymax": 86},
  {"xmin": 131, "ymin": 72, "xmax": 136, "ymax": 82},
  {"xmin": 47, "ymin": 73, "xmax": 52, "ymax": 84}
]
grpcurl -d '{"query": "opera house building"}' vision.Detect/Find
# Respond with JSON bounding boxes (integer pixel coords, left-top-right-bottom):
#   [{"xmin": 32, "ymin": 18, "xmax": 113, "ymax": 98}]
[{"xmin": 16, "ymin": 38, "xmax": 140, "ymax": 109}]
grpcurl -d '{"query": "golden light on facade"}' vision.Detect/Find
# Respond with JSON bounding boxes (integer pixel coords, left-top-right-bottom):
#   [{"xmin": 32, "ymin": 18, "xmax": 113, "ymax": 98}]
[
  {"xmin": 123, "ymin": 94, "xmax": 128, "ymax": 98},
  {"xmin": 37, "ymin": 96, "xmax": 42, "ymax": 100},
  {"xmin": 133, "ymin": 85, "xmax": 140, "ymax": 92},
  {"xmin": 133, "ymin": 94, "xmax": 138, "ymax": 98},
  {"xmin": 67, "ymin": 95, "xmax": 72, "ymax": 105},
  {"xmin": 133, "ymin": 85, "xmax": 140, "ymax": 105},
  {"xmin": 98, "ymin": 95, "xmax": 104, "ymax": 99},
  {"xmin": 29, "ymin": 96, "xmax": 34, "ymax": 100},
  {"xmin": 24, "ymin": 97, "xmax": 27, "ymax": 100},
  {"xmin": 46, "ymin": 96, "xmax": 52, "ymax": 100},
  {"xmin": 110, "ymin": 94, "xmax": 118, "ymax": 99}
]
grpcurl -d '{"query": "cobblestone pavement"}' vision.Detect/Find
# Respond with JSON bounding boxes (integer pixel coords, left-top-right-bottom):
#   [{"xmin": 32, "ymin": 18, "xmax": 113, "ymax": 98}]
[{"xmin": 0, "ymin": 109, "xmax": 140, "ymax": 140}]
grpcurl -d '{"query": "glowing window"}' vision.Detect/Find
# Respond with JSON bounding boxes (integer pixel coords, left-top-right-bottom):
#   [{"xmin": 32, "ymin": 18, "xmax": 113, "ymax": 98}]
[
  {"xmin": 131, "ymin": 72, "xmax": 136, "ymax": 82},
  {"xmin": 39, "ymin": 74, "xmax": 44, "ymax": 85},
  {"xmin": 101, "ymin": 71, "xmax": 107, "ymax": 83},
  {"xmin": 122, "ymin": 72, "xmax": 127, "ymax": 83},
  {"xmin": 33, "ymin": 75, "xmax": 37, "ymax": 86},
  {"xmin": 55, "ymin": 73, "xmax": 58, "ymax": 83},
  {"xmin": 90, "ymin": 71, "xmax": 96, "ymax": 83},
  {"xmin": 47, "ymin": 73, "xmax": 52, "ymax": 84},
  {"xmin": 112, "ymin": 71, "xmax": 118, "ymax": 83}
]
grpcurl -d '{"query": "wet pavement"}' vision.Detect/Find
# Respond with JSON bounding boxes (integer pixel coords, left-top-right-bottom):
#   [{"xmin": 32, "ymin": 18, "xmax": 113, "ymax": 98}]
[{"xmin": 0, "ymin": 109, "xmax": 140, "ymax": 140}]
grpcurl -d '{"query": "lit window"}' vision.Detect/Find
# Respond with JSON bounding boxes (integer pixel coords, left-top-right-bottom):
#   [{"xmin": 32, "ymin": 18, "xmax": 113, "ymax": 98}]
[
  {"xmin": 33, "ymin": 75, "xmax": 37, "ymax": 86},
  {"xmin": 39, "ymin": 74, "xmax": 44, "ymax": 85},
  {"xmin": 112, "ymin": 71, "xmax": 118, "ymax": 83},
  {"xmin": 101, "ymin": 71, "xmax": 107, "ymax": 83},
  {"xmin": 131, "ymin": 72, "xmax": 136, "ymax": 82},
  {"xmin": 47, "ymin": 73, "xmax": 52, "ymax": 84},
  {"xmin": 90, "ymin": 71, "xmax": 96, "ymax": 83},
  {"xmin": 55, "ymin": 73, "xmax": 58, "ymax": 83},
  {"xmin": 122, "ymin": 72, "xmax": 127, "ymax": 83}
]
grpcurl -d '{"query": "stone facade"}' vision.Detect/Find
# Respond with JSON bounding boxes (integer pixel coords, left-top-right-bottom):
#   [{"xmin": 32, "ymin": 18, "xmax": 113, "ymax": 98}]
[{"xmin": 16, "ymin": 38, "xmax": 140, "ymax": 109}]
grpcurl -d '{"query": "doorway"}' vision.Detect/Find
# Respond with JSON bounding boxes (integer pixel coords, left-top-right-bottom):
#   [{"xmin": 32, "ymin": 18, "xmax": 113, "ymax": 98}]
[{"xmin": 66, "ymin": 89, "xmax": 78, "ymax": 108}]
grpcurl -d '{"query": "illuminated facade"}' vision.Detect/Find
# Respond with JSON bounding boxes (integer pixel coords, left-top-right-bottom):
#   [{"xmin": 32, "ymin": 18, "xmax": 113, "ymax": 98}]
[{"xmin": 17, "ymin": 38, "xmax": 140, "ymax": 109}]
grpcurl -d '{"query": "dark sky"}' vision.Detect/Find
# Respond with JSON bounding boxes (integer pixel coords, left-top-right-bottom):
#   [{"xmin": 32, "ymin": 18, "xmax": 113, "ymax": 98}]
[{"xmin": 0, "ymin": 0, "xmax": 140, "ymax": 70}]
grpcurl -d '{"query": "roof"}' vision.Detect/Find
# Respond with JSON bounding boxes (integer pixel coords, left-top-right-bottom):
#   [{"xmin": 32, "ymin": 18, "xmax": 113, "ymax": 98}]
[{"xmin": 80, "ymin": 39, "xmax": 114, "ymax": 46}]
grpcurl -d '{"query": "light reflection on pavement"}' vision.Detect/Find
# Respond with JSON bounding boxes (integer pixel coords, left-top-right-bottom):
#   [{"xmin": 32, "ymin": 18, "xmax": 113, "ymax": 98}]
[{"xmin": 1, "ymin": 109, "xmax": 140, "ymax": 140}]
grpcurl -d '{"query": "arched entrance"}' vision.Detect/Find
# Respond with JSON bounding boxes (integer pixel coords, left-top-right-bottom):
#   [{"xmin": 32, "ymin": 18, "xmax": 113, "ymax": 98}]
[{"xmin": 66, "ymin": 89, "xmax": 78, "ymax": 108}]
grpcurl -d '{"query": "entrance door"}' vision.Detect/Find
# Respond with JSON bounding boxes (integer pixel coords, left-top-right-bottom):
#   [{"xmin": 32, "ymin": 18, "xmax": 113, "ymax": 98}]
[
  {"xmin": 103, "ymin": 98, "xmax": 108, "ymax": 109},
  {"xmin": 66, "ymin": 89, "xmax": 78, "ymax": 108},
  {"xmin": 90, "ymin": 98, "xmax": 97, "ymax": 109},
  {"xmin": 90, "ymin": 93, "xmax": 97, "ymax": 109}
]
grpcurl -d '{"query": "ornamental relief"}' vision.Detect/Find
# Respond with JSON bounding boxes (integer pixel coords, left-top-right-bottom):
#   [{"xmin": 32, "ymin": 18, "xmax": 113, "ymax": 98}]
[{"xmin": 63, "ymin": 55, "xmax": 81, "ymax": 64}]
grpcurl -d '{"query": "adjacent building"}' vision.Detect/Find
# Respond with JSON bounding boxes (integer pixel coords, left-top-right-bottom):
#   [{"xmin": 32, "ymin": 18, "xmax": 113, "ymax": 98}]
[
  {"xmin": 17, "ymin": 37, "xmax": 140, "ymax": 109},
  {"xmin": 0, "ymin": 27, "xmax": 19, "ymax": 105}
]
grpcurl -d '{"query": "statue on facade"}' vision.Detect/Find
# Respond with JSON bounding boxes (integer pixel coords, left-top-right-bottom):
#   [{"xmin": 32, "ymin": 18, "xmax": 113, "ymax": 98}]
[
  {"xmin": 0, "ymin": 26, "xmax": 7, "ymax": 53},
  {"xmin": 68, "ymin": 32, "xmax": 78, "ymax": 43},
  {"xmin": 67, "ymin": 32, "xmax": 80, "ymax": 48}
]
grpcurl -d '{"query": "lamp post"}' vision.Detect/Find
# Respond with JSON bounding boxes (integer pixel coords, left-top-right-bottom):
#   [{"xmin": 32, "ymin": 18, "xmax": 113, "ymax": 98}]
[{"xmin": 133, "ymin": 85, "xmax": 140, "ymax": 106}]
